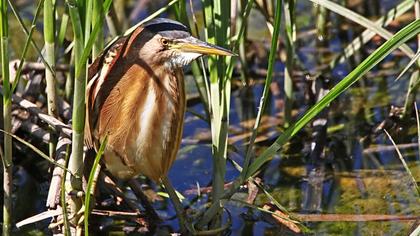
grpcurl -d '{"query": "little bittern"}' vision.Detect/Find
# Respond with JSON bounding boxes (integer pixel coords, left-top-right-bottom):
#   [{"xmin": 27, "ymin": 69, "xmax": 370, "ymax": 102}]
[{"xmin": 85, "ymin": 18, "xmax": 234, "ymax": 182}]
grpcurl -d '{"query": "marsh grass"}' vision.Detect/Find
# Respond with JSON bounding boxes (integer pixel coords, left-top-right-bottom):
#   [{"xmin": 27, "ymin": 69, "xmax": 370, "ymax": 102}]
[
  {"xmin": 2, "ymin": 0, "xmax": 420, "ymax": 235},
  {"xmin": 200, "ymin": 0, "xmax": 233, "ymax": 229}
]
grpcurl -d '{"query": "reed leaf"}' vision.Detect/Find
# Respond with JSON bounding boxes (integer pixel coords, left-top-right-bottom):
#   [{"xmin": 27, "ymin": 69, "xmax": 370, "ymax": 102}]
[
  {"xmin": 309, "ymin": 0, "xmax": 416, "ymax": 59},
  {"xmin": 57, "ymin": 11, "xmax": 69, "ymax": 48},
  {"xmin": 7, "ymin": 0, "xmax": 54, "ymax": 78},
  {"xmin": 396, "ymin": 51, "xmax": 420, "ymax": 81},
  {"xmin": 11, "ymin": 0, "xmax": 43, "ymax": 93},
  {"xmin": 198, "ymin": 18, "xmax": 420, "ymax": 228},
  {"xmin": 246, "ymin": 19, "xmax": 420, "ymax": 178},
  {"xmin": 383, "ymin": 130, "xmax": 419, "ymax": 195},
  {"xmin": 0, "ymin": 130, "xmax": 72, "ymax": 174},
  {"xmin": 326, "ymin": 0, "xmax": 415, "ymax": 71},
  {"xmin": 242, "ymin": 0, "xmax": 283, "ymax": 182},
  {"xmin": 105, "ymin": 0, "xmax": 180, "ymax": 49},
  {"xmin": 75, "ymin": 0, "xmax": 112, "ymax": 78},
  {"xmin": 84, "ymin": 136, "xmax": 108, "ymax": 236}
]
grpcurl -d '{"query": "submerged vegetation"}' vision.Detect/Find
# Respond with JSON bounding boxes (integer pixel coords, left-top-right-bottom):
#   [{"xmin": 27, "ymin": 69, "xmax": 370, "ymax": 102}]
[{"xmin": 0, "ymin": 0, "xmax": 419, "ymax": 235}]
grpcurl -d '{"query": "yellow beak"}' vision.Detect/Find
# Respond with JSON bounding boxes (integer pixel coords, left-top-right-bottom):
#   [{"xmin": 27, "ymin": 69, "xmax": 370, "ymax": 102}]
[{"xmin": 174, "ymin": 36, "xmax": 237, "ymax": 56}]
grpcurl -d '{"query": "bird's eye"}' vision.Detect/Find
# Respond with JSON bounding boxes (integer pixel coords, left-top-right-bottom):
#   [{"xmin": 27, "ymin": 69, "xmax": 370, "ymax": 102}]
[{"xmin": 161, "ymin": 38, "xmax": 169, "ymax": 46}]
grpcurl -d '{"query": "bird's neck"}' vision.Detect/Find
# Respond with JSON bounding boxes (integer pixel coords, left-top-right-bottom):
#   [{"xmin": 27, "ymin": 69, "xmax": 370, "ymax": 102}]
[{"xmin": 152, "ymin": 67, "xmax": 185, "ymax": 109}]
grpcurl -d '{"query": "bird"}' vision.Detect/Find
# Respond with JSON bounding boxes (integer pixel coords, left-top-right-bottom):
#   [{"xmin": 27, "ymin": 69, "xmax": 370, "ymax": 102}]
[{"xmin": 84, "ymin": 18, "xmax": 234, "ymax": 183}]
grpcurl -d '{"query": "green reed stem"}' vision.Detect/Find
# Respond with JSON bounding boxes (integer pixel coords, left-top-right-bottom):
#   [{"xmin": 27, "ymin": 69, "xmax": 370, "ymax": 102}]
[
  {"xmin": 284, "ymin": 0, "xmax": 295, "ymax": 127},
  {"xmin": 66, "ymin": 0, "xmax": 111, "ymax": 231},
  {"xmin": 57, "ymin": 11, "xmax": 69, "ymax": 48},
  {"xmin": 196, "ymin": 0, "xmax": 253, "ymax": 229},
  {"xmin": 402, "ymin": 0, "xmax": 420, "ymax": 119},
  {"xmin": 84, "ymin": 0, "xmax": 92, "ymax": 48},
  {"xmin": 175, "ymin": 0, "xmax": 211, "ymax": 121},
  {"xmin": 66, "ymin": 0, "xmax": 86, "ymax": 228},
  {"xmin": 186, "ymin": 0, "xmax": 211, "ymax": 121},
  {"xmin": 174, "ymin": 0, "xmax": 189, "ymax": 25},
  {"xmin": 65, "ymin": 51, "xmax": 75, "ymax": 102},
  {"xmin": 225, "ymin": 0, "xmax": 253, "ymax": 80},
  {"xmin": 92, "ymin": 0, "xmax": 104, "ymax": 58},
  {"xmin": 61, "ymin": 143, "xmax": 71, "ymax": 235},
  {"xmin": 202, "ymin": 0, "xmax": 219, "ymax": 228},
  {"xmin": 44, "ymin": 0, "xmax": 58, "ymax": 159},
  {"xmin": 202, "ymin": 0, "xmax": 232, "ymax": 229},
  {"xmin": 236, "ymin": 0, "xmax": 249, "ymax": 84},
  {"xmin": 75, "ymin": 0, "xmax": 112, "ymax": 78},
  {"xmin": 0, "ymin": 0, "xmax": 12, "ymax": 235}
]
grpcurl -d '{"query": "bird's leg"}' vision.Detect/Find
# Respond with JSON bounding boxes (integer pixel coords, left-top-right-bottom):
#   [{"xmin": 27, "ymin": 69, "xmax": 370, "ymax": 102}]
[
  {"xmin": 127, "ymin": 179, "xmax": 160, "ymax": 221},
  {"xmin": 75, "ymin": 158, "xmax": 104, "ymax": 229},
  {"xmin": 161, "ymin": 176, "xmax": 194, "ymax": 234}
]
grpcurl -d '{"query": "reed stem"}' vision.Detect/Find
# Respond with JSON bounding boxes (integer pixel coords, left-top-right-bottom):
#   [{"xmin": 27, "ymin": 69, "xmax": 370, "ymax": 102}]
[
  {"xmin": 402, "ymin": 0, "xmax": 420, "ymax": 119},
  {"xmin": 1, "ymin": 0, "xmax": 12, "ymax": 234},
  {"xmin": 198, "ymin": 0, "xmax": 281, "ymax": 227},
  {"xmin": 92, "ymin": 0, "xmax": 104, "ymax": 58},
  {"xmin": 284, "ymin": 0, "xmax": 295, "ymax": 127},
  {"xmin": 66, "ymin": 0, "xmax": 86, "ymax": 229},
  {"xmin": 211, "ymin": 0, "xmax": 231, "ymax": 229},
  {"xmin": 44, "ymin": 0, "xmax": 58, "ymax": 158}
]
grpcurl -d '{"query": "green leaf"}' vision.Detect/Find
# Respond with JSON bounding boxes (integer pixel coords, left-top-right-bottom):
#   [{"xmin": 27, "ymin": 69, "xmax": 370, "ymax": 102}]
[
  {"xmin": 0, "ymin": 130, "xmax": 72, "ymax": 174},
  {"xmin": 309, "ymin": 0, "xmax": 416, "ymax": 58},
  {"xmin": 84, "ymin": 136, "xmax": 108, "ymax": 236},
  {"xmin": 246, "ymin": 19, "xmax": 420, "ymax": 179}
]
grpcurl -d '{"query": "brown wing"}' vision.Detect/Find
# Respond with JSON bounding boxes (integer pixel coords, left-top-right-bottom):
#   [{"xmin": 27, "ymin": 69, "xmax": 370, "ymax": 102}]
[
  {"xmin": 97, "ymin": 65, "xmax": 150, "ymax": 153},
  {"xmin": 84, "ymin": 26, "xmax": 146, "ymax": 150},
  {"xmin": 85, "ymin": 36, "xmax": 130, "ymax": 149}
]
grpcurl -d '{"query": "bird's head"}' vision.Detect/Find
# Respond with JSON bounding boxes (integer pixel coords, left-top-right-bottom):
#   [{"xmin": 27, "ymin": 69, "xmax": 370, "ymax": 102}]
[{"xmin": 133, "ymin": 18, "xmax": 235, "ymax": 69}]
